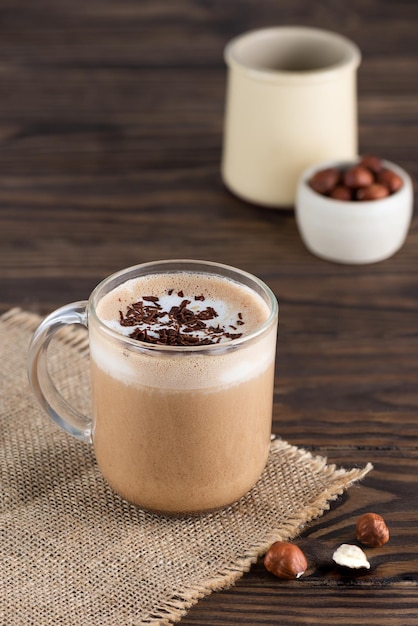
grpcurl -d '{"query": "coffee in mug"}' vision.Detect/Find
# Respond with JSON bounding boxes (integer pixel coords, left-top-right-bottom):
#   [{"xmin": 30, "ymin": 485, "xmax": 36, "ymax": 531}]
[{"xmin": 28, "ymin": 260, "xmax": 278, "ymax": 514}]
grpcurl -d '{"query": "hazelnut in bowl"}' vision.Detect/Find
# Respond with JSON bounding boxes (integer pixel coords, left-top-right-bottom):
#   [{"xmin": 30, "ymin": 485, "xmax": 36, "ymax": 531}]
[{"xmin": 295, "ymin": 156, "xmax": 413, "ymax": 264}]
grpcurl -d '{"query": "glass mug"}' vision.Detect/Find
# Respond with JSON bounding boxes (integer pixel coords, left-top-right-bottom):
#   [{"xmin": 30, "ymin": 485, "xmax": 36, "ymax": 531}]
[{"xmin": 28, "ymin": 260, "xmax": 278, "ymax": 514}]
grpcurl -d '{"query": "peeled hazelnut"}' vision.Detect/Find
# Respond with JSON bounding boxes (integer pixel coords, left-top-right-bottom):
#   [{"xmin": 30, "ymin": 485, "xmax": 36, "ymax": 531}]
[
  {"xmin": 356, "ymin": 183, "xmax": 390, "ymax": 201},
  {"xmin": 332, "ymin": 544, "xmax": 370, "ymax": 569},
  {"xmin": 343, "ymin": 165, "xmax": 374, "ymax": 189},
  {"xmin": 264, "ymin": 541, "xmax": 308, "ymax": 580},
  {"xmin": 377, "ymin": 168, "xmax": 403, "ymax": 193},
  {"xmin": 356, "ymin": 512, "xmax": 390, "ymax": 547},
  {"xmin": 309, "ymin": 168, "xmax": 340, "ymax": 194}
]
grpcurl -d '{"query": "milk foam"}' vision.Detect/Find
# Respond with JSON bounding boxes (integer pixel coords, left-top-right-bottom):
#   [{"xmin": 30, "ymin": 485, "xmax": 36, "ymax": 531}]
[
  {"xmin": 103, "ymin": 292, "xmax": 234, "ymax": 342},
  {"xmin": 98, "ymin": 274, "xmax": 267, "ymax": 340},
  {"xmin": 91, "ymin": 272, "xmax": 276, "ymax": 390}
]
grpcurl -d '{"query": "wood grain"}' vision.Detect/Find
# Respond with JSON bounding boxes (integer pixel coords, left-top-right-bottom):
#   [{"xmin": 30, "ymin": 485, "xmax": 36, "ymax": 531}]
[{"xmin": 1, "ymin": 0, "xmax": 417, "ymax": 623}]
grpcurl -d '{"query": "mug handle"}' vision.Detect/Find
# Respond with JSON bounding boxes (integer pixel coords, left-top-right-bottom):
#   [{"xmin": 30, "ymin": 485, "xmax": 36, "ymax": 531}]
[{"xmin": 27, "ymin": 301, "xmax": 92, "ymax": 443}]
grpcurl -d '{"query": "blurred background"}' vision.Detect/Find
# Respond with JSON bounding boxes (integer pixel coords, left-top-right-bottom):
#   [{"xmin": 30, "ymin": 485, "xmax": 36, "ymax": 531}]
[{"xmin": 0, "ymin": 0, "xmax": 417, "ymax": 313}]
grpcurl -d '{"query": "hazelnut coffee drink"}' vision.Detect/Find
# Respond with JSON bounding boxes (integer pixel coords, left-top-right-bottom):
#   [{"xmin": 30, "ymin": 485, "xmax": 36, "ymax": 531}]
[{"xmin": 90, "ymin": 270, "xmax": 277, "ymax": 513}]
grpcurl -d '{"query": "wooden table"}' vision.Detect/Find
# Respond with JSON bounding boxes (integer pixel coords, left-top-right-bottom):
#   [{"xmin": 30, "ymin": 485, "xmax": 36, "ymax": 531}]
[{"xmin": 1, "ymin": 1, "xmax": 417, "ymax": 623}]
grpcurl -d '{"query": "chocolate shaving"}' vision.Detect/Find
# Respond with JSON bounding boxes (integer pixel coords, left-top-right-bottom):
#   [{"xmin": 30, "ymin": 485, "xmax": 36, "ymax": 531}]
[
  {"xmin": 142, "ymin": 295, "xmax": 160, "ymax": 303},
  {"xmin": 130, "ymin": 328, "xmax": 149, "ymax": 342},
  {"xmin": 197, "ymin": 307, "xmax": 218, "ymax": 321},
  {"xmin": 225, "ymin": 332, "xmax": 243, "ymax": 340},
  {"xmin": 118, "ymin": 292, "xmax": 244, "ymax": 346}
]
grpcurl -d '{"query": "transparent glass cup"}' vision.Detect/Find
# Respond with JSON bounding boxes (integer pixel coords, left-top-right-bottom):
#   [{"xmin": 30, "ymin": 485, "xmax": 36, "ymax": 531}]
[{"xmin": 28, "ymin": 260, "xmax": 278, "ymax": 514}]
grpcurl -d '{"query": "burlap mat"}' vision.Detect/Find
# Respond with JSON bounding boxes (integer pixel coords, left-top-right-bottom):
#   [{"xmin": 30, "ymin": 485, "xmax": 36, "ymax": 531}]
[{"xmin": 0, "ymin": 308, "xmax": 372, "ymax": 625}]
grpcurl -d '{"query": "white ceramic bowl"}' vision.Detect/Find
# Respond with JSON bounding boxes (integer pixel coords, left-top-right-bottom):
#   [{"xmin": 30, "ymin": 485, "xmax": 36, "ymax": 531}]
[{"xmin": 295, "ymin": 159, "xmax": 413, "ymax": 264}]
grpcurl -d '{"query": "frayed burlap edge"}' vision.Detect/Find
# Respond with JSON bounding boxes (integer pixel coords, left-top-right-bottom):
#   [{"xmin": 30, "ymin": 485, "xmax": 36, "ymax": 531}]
[{"xmin": 142, "ymin": 453, "xmax": 373, "ymax": 626}]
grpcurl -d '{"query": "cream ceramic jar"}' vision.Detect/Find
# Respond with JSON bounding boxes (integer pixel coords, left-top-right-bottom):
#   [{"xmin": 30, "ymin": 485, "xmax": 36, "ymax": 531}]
[{"xmin": 221, "ymin": 26, "xmax": 361, "ymax": 208}]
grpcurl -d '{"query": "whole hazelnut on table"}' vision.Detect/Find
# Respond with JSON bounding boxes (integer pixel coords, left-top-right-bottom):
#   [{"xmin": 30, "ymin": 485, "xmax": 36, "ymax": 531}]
[
  {"xmin": 356, "ymin": 512, "xmax": 390, "ymax": 547},
  {"xmin": 264, "ymin": 541, "xmax": 308, "ymax": 580}
]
